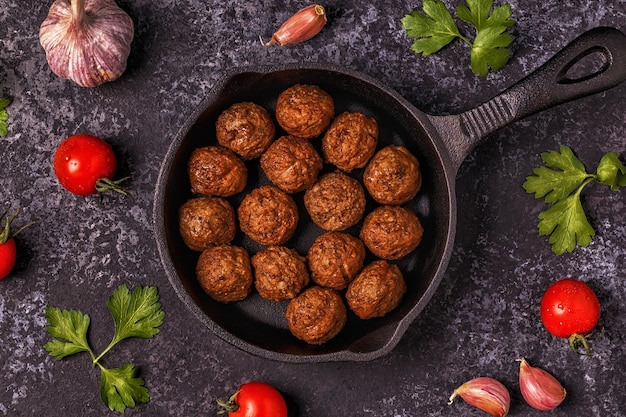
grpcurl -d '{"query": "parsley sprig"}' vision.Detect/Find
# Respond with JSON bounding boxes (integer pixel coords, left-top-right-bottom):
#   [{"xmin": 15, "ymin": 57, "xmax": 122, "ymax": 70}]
[
  {"xmin": 523, "ymin": 146, "xmax": 626, "ymax": 255},
  {"xmin": 0, "ymin": 97, "xmax": 11, "ymax": 137},
  {"xmin": 45, "ymin": 285, "xmax": 165, "ymax": 413},
  {"xmin": 401, "ymin": 0, "xmax": 515, "ymax": 76}
]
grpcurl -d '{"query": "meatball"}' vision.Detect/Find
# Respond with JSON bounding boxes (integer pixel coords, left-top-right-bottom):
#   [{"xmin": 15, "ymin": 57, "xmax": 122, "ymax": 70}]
[
  {"xmin": 179, "ymin": 196, "xmax": 237, "ymax": 252},
  {"xmin": 360, "ymin": 205, "xmax": 423, "ymax": 260},
  {"xmin": 363, "ymin": 145, "xmax": 422, "ymax": 205},
  {"xmin": 260, "ymin": 135, "xmax": 323, "ymax": 193},
  {"xmin": 216, "ymin": 102, "xmax": 276, "ymax": 160},
  {"xmin": 188, "ymin": 146, "xmax": 247, "ymax": 197},
  {"xmin": 275, "ymin": 84, "xmax": 334, "ymax": 139},
  {"xmin": 238, "ymin": 185, "xmax": 299, "ymax": 246},
  {"xmin": 322, "ymin": 111, "xmax": 378, "ymax": 172},
  {"xmin": 304, "ymin": 171, "xmax": 366, "ymax": 231},
  {"xmin": 345, "ymin": 260, "xmax": 406, "ymax": 319},
  {"xmin": 252, "ymin": 246, "xmax": 309, "ymax": 301},
  {"xmin": 196, "ymin": 245, "xmax": 253, "ymax": 303},
  {"xmin": 307, "ymin": 232, "xmax": 366, "ymax": 290},
  {"xmin": 285, "ymin": 286, "xmax": 347, "ymax": 344}
]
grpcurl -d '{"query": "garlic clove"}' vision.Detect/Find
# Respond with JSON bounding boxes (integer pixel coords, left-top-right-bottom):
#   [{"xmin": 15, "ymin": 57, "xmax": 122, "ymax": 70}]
[
  {"xmin": 261, "ymin": 4, "xmax": 327, "ymax": 46},
  {"xmin": 448, "ymin": 377, "xmax": 510, "ymax": 417},
  {"xmin": 518, "ymin": 357, "xmax": 566, "ymax": 411},
  {"xmin": 40, "ymin": 0, "xmax": 134, "ymax": 87}
]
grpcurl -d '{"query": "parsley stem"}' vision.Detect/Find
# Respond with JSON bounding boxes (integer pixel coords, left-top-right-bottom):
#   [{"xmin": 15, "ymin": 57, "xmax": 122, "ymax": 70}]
[{"xmin": 93, "ymin": 337, "xmax": 121, "ymax": 366}]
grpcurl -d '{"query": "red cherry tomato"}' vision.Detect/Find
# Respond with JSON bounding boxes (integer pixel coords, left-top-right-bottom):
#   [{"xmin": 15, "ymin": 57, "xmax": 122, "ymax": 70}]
[
  {"xmin": 540, "ymin": 278, "xmax": 600, "ymax": 355},
  {"xmin": 0, "ymin": 234, "xmax": 16, "ymax": 280},
  {"xmin": 53, "ymin": 134, "xmax": 127, "ymax": 196},
  {"xmin": 218, "ymin": 381, "xmax": 288, "ymax": 417}
]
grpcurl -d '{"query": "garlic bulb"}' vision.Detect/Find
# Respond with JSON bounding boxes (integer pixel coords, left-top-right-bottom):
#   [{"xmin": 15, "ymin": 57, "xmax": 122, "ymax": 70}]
[
  {"xmin": 518, "ymin": 358, "xmax": 566, "ymax": 411},
  {"xmin": 39, "ymin": 0, "xmax": 134, "ymax": 87},
  {"xmin": 448, "ymin": 377, "xmax": 510, "ymax": 417}
]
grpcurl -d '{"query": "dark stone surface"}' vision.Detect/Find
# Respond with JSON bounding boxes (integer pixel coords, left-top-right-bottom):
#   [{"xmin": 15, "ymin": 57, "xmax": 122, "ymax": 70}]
[{"xmin": 1, "ymin": 1, "xmax": 625, "ymax": 416}]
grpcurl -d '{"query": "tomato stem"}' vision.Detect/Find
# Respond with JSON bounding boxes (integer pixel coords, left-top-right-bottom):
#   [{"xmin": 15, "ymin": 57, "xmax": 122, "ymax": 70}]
[
  {"xmin": 0, "ymin": 209, "xmax": 34, "ymax": 243},
  {"xmin": 95, "ymin": 177, "xmax": 130, "ymax": 196},
  {"xmin": 568, "ymin": 333, "xmax": 591, "ymax": 356},
  {"xmin": 216, "ymin": 389, "xmax": 240, "ymax": 414}
]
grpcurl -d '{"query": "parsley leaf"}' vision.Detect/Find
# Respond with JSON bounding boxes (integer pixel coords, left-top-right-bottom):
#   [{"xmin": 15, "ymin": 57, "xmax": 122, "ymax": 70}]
[
  {"xmin": 44, "ymin": 285, "xmax": 164, "ymax": 412},
  {"xmin": 523, "ymin": 146, "xmax": 593, "ymax": 203},
  {"xmin": 524, "ymin": 145, "xmax": 626, "ymax": 255},
  {"xmin": 402, "ymin": 0, "xmax": 515, "ymax": 75},
  {"xmin": 401, "ymin": 0, "xmax": 464, "ymax": 56},
  {"xmin": 44, "ymin": 307, "xmax": 93, "ymax": 360},
  {"xmin": 0, "ymin": 97, "xmax": 11, "ymax": 137},
  {"xmin": 537, "ymin": 188, "xmax": 595, "ymax": 255},
  {"xmin": 99, "ymin": 364, "xmax": 150, "ymax": 413}
]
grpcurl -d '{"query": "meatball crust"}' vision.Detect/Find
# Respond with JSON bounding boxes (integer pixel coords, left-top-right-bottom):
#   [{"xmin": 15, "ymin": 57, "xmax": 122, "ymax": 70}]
[
  {"xmin": 252, "ymin": 246, "xmax": 309, "ymax": 301},
  {"xmin": 196, "ymin": 245, "xmax": 253, "ymax": 303},
  {"xmin": 215, "ymin": 102, "xmax": 276, "ymax": 160},
  {"xmin": 307, "ymin": 232, "xmax": 366, "ymax": 290},
  {"xmin": 322, "ymin": 112, "xmax": 378, "ymax": 172},
  {"xmin": 304, "ymin": 171, "xmax": 366, "ymax": 231},
  {"xmin": 345, "ymin": 260, "xmax": 406, "ymax": 319},
  {"xmin": 260, "ymin": 135, "xmax": 323, "ymax": 193},
  {"xmin": 285, "ymin": 286, "xmax": 347, "ymax": 344},
  {"xmin": 188, "ymin": 146, "xmax": 247, "ymax": 197},
  {"xmin": 360, "ymin": 205, "xmax": 423, "ymax": 260},
  {"xmin": 275, "ymin": 84, "xmax": 334, "ymax": 139},
  {"xmin": 238, "ymin": 185, "xmax": 299, "ymax": 246},
  {"xmin": 179, "ymin": 196, "xmax": 237, "ymax": 252},
  {"xmin": 363, "ymin": 145, "xmax": 422, "ymax": 205}
]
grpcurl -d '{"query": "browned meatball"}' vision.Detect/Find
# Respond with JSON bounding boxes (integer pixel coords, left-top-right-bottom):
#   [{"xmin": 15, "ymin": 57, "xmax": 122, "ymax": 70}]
[
  {"xmin": 307, "ymin": 232, "xmax": 366, "ymax": 290},
  {"xmin": 285, "ymin": 286, "xmax": 347, "ymax": 344},
  {"xmin": 345, "ymin": 260, "xmax": 406, "ymax": 319},
  {"xmin": 275, "ymin": 84, "xmax": 334, "ymax": 139},
  {"xmin": 360, "ymin": 205, "xmax": 423, "ymax": 260},
  {"xmin": 251, "ymin": 246, "xmax": 309, "ymax": 301},
  {"xmin": 188, "ymin": 146, "xmax": 247, "ymax": 197},
  {"xmin": 322, "ymin": 112, "xmax": 378, "ymax": 172},
  {"xmin": 196, "ymin": 245, "xmax": 253, "ymax": 303},
  {"xmin": 303, "ymin": 171, "xmax": 366, "ymax": 231},
  {"xmin": 238, "ymin": 185, "xmax": 299, "ymax": 246},
  {"xmin": 179, "ymin": 196, "xmax": 237, "ymax": 252},
  {"xmin": 216, "ymin": 102, "xmax": 276, "ymax": 160},
  {"xmin": 363, "ymin": 145, "xmax": 422, "ymax": 205},
  {"xmin": 260, "ymin": 135, "xmax": 323, "ymax": 193}
]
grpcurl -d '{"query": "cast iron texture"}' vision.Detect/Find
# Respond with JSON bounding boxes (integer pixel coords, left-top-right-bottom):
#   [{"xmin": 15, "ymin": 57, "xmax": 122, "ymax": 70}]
[{"xmin": 153, "ymin": 27, "xmax": 626, "ymax": 363}]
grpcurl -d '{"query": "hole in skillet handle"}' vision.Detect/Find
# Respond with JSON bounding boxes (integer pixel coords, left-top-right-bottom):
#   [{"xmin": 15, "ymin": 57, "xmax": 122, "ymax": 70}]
[{"xmin": 559, "ymin": 47, "xmax": 611, "ymax": 83}]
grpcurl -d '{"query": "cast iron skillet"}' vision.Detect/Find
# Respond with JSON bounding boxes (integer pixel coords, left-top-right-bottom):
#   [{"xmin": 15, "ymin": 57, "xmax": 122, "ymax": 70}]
[{"xmin": 154, "ymin": 27, "xmax": 626, "ymax": 363}]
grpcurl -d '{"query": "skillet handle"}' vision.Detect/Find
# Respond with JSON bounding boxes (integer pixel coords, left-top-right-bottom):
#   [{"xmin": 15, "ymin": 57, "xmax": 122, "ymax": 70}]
[{"xmin": 429, "ymin": 26, "xmax": 626, "ymax": 173}]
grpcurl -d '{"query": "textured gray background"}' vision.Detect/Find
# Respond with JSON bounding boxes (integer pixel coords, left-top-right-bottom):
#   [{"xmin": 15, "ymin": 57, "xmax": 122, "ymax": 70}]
[{"xmin": 1, "ymin": 1, "xmax": 625, "ymax": 416}]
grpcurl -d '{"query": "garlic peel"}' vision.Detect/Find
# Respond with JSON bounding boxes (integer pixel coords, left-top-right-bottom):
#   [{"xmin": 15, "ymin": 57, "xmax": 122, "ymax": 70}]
[
  {"xmin": 448, "ymin": 377, "xmax": 510, "ymax": 417},
  {"xmin": 40, "ymin": 0, "xmax": 134, "ymax": 87},
  {"xmin": 262, "ymin": 4, "xmax": 327, "ymax": 46},
  {"xmin": 518, "ymin": 357, "xmax": 566, "ymax": 411}
]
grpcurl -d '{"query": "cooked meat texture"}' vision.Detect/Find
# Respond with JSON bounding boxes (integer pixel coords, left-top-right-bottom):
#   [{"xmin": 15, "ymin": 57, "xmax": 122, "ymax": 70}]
[
  {"xmin": 275, "ymin": 84, "xmax": 334, "ymax": 139},
  {"xmin": 188, "ymin": 145, "xmax": 248, "ymax": 197},
  {"xmin": 196, "ymin": 245, "xmax": 253, "ymax": 303},
  {"xmin": 322, "ymin": 111, "xmax": 378, "ymax": 172},
  {"xmin": 260, "ymin": 135, "xmax": 323, "ymax": 193},
  {"xmin": 363, "ymin": 145, "xmax": 422, "ymax": 205},
  {"xmin": 345, "ymin": 260, "xmax": 406, "ymax": 319},
  {"xmin": 179, "ymin": 196, "xmax": 237, "ymax": 252},
  {"xmin": 307, "ymin": 232, "xmax": 366, "ymax": 290},
  {"xmin": 285, "ymin": 286, "xmax": 347, "ymax": 344},
  {"xmin": 238, "ymin": 185, "xmax": 299, "ymax": 246},
  {"xmin": 252, "ymin": 246, "xmax": 310, "ymax": 301},
  {"xmin": 215, "ymin": 102, "xmax": 276, "ymax": 160},
  {"xmin": 360, "ymin": 205, "xmax": 423, "ymax": 260},
  {"xmin": 304, "ymin": 171, "xmax": 366, "ymax": 231}
]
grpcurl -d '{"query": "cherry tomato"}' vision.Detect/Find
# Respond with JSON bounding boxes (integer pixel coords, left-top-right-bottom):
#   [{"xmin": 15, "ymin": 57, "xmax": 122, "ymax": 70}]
[
  {"xmin": 540, "ymin": 278, "xmax": 600, "ymax": 355},
  {"xmin": 53, "ymin": 134, "xmax": 128, "ymax": 196},
  {"xmin": 217, "ymin": 381, "xmax": 288, "ymax": 417},
  {"xmin": 0, "ymin": 209, "xmax": 28, "ymax": 280}
]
